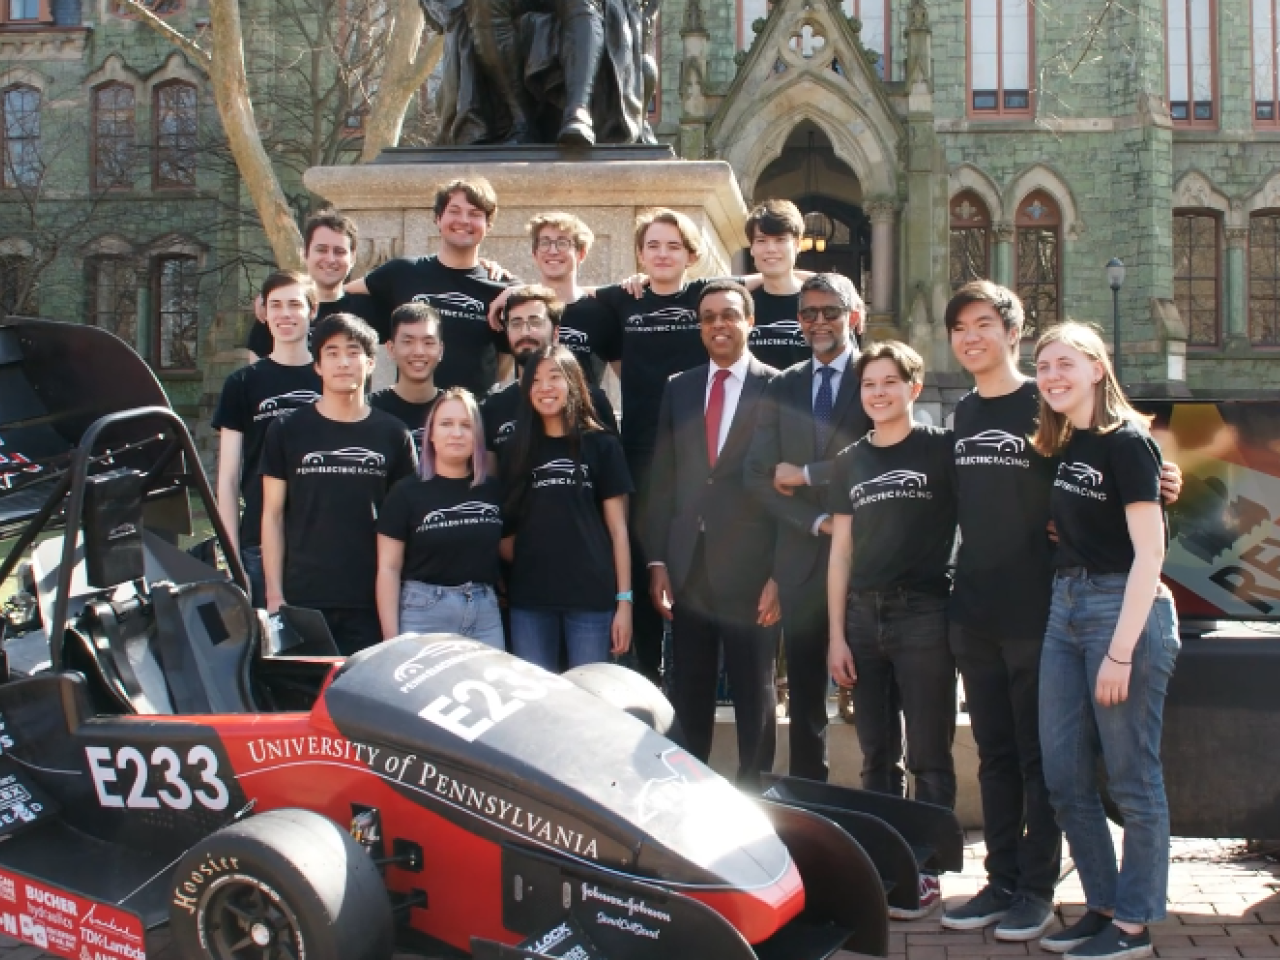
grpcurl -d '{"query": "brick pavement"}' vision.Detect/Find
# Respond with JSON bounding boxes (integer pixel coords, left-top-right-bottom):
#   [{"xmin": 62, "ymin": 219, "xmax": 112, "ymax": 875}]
[{"xmin": 1, "ymin": 833, "xmax": 1276, "ymax": 959}]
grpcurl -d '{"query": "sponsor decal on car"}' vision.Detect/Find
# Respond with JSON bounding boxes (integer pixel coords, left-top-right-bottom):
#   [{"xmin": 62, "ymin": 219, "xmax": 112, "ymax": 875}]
[
  {"xmin": 0, "ymin": 866, "xmax": 145, "ymax": 960},
  {"xmin": 84, "ymin": 745, "xmax": 230, "ymax": 812},
  {"xmin": 0, "ymin": 438, "xmax": 42, "ymax": 491}
]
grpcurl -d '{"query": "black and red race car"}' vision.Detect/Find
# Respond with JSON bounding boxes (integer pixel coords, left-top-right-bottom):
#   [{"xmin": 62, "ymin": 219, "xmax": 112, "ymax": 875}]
[{"xmin": 0, "ymin": 318, "xmax": 963, "ymax": 960}]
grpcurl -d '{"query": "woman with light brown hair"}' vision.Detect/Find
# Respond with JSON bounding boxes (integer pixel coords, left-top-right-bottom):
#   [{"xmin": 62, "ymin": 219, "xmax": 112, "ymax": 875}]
[{"xmin": 1031, "ymin": 321, "xmax": 1177, "ymax": 960}]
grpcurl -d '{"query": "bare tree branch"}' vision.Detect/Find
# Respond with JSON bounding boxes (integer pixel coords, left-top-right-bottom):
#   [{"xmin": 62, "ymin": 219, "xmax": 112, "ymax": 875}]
[
  {"xmin": 115, "ymin": 0, "xmax": 212, "ymax": 69},
  {"xmin": 361, "ymin": 0, "xmax": 442, "ymax": 162}
]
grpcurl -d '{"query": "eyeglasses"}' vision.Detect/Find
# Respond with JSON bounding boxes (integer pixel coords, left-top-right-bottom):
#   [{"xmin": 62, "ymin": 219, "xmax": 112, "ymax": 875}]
[
  {"xmin": 799, "ymin": 306, "xmax": 848, "ymax": 322},
  {"xmin": 507, "ymin": 316, "xmax": 550, "ymax": 333},
  {"xmin": 535, "ymin": 237, "xmax": 576, "ymax": 252}
]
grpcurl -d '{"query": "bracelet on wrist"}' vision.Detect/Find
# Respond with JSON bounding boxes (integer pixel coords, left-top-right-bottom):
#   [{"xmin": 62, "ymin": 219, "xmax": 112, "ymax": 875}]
[
  {"xmin": 1106, "ymin": 653, "xmax": 1132, "ymax": 666},
  {"xmin": 616, "ymin": 591, "xmax": 634, "ymax": 603}
]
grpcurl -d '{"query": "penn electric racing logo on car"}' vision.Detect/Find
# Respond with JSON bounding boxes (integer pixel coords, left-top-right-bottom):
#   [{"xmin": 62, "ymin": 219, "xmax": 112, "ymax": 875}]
[
  {"xmin": 253, "ymin": 390, "xmax": 320, "ymax": 422},
  {"xmin": 416, "ymin": 501, "xmax": 501, "ymax": 532},
  {"xmin": 532, "ymin": 458, "xmax": 591, "ymax": 489},
  {"xmin": 1054, "ymin": 461, "xmax": 1108, "ymax": 501},
  {"xmin": 414, "ymin": 291, "xmax": 488, "ymax": 321},
  {"xmin": 625, "ymin": 306, "xmax": 696, "ymax": 333},
  {"xmin": 954, "ymin": 429, "xmax": 1032, "ymax": 468},
  {"xmin": 297, "ymin": 446, "xmax": 388, "ymax": 477},
  {"xmin": 0, "ymin": 437, "xmax": 42, "ymax": 491},
  {"xmin": 749, "ymin": 319, "xmax": 805, "ymax": 346},
  {"xmin": 849, "ymin": 469, "xmax": 932, "ymax": 506}
]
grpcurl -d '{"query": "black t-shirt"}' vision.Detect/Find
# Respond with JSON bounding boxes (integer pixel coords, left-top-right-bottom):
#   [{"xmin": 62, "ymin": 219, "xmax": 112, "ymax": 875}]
[
  {"xmin": 830, "ymin": 424, "xmax": 958, "ymax": 595},
  {"xmin": 481, "ymin": 379, "xmax": 618, "ymax": 454},
  {"xmin": 211, "ymin": 358, "xmax": 321, "ymax": 549},
  {"xmin": 951, "ymin": 381, "xmax": 1059, "ymax": 639},
  {"xmin": 260, "ymin": 404, "xmax": 417, "ymax": 609},
  {"xmin": 246, "ymin": 293, "xmax": 382, "ymax": 357},
  {"xmin": 595, "ymin": 279, "xmax": 718, "ymax": 463},
  {"xmin": 507, "ymin": 431, "xmax": 634, "ymax": 612},
  {"xmin": 377, "ymin": 474, "xmax": 503, "ymax": 587},
  {"xmin": 1051, "ymin": 420, "xmax": 1163, "ymax": 574},
  {"xmin": 363, "ymin": 256, "xmax": 509, "ymax": 398},
  {"xmin": 369, "ymin": 388, "xmax": 439, "ymax": 460},
  {"xmin": 749, "ymin": 289, "xmax": 808, "ymax": 371},
  {"xmin": 559, "ymin": 296, "xmax": 621, "ymax": 386}
]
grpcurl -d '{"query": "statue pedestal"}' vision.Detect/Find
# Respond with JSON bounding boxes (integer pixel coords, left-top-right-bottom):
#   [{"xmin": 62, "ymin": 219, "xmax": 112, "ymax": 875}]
[{"xmin": 303, "ymin": 156, "xmax": 750, "ymax": 284}]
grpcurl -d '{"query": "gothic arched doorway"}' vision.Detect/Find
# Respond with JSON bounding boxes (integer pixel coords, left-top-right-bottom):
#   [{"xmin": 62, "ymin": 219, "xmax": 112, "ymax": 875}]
[{"xmin": 750, "ymin": 121, "xmax": 871, "ymax": 292}]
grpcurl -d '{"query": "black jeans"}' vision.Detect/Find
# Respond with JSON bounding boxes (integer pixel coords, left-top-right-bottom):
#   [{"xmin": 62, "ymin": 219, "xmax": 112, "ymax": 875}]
[
  {"xmin": 844, "ymin": 588, "xmax": 956, "ymax": 808},
  {"xmin": 779, "ymin": 576, "xmax": 832, "ymax": 781},
  {"xmin": 951, "ymin": 622, "xmax": 1062, "ymax": 901}
]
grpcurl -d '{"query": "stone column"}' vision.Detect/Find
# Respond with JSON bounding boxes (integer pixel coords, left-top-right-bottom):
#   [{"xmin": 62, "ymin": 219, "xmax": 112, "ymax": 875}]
[
  {"xmin": 993, "ymin": 221, "xmax": 1015, "ymax": 288},
  {"xmin": 865, "ymin": 199, "xmax": 898, "ymax": 314},
  {"xmin": 1225, "ymin": 227, "xmax": 1249, "ymax": 346}
]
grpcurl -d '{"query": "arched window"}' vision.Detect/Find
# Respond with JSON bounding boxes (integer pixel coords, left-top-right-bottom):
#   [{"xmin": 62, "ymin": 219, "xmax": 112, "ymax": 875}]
[
  {"xmin": 968, "ymin": 0, "xmax": 1032, "ymax": 116},
  {"xmin": 2, "ymin": 85, "xmax": 41, "ymax": 189},
  {"xmin": 1173, "ymin": 212, "xmax": 1220, "ymax": 346},
  {"xmin": 152, "ymin": 254, "xmax": 199, "ymax": 368},
  {"xmin": 1014, "ymin": 190, "xmax": 1060, "ymax": 339},
  {"xmin": 153, "ymin": 81, "xmax": 197, "ymax": 189},
  {"xmin": 1249, "ymin": 212, "xmax": 1280, "ymax": 345},
  {"xmin": 950, "ymin": 191, "xmax": 991, "ymax": 290},
  {"xmin": 1168, "ymin": 0, "xmax": 1216, "ymax": 126},
  {"xmin": 87, "ymin": 256, "xmax": 138, "ymax": 343},
  {"xmin": 93, "ymin": 83, "xmax": 135, "ymax": 190}
]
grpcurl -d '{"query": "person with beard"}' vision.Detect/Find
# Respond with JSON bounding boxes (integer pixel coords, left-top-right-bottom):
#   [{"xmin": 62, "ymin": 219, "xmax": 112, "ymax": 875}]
[
  {"xmin": 482, "ymin": 285, "xmax": 615, "ymax": 462},
  {"xmin": 502, "ymin": 345, "xmax": 633, "ymax": 671},
  {"xmin": 347, "ymin": 179, "xmax": 515, "ymax": 397},
  {"xmin": 247, "ymin": 211, "xmax": 382, "ymax": 360},
  {"xmin": 369, "ymin": 304, "xmax": 444, "ymax": 458}
]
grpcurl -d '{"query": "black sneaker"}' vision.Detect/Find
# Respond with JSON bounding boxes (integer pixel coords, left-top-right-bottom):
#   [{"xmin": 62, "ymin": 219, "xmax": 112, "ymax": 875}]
[
  {"xmin": 940, "ymin": 884, "xmax": 1014, "ymax": 930},
  {"xmin": 994, "ymin": 892, "xmax": 1054, "ymax": 941},
  {"xmin": 1065, "ymin": 923, "xmax": 1152, "ymax": 960},
  {"xmin": 1040, "ymin": 912, "xmax": 1114, "ymax": 954}
]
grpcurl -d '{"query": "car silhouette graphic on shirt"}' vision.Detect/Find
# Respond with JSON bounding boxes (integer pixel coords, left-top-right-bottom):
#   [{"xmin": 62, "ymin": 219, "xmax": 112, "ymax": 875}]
[
  {"xmin": 424, "ymin": 501, "xmax": 500, "ymax": 524},
  {"xmin": 1059, "ymin": 462, "xmax": 1104, "ymax": 486},
  {"xmin": 751, "ymin": 319, "xmax": 804, "ymax": 339},
  {"xmin": 558, "ymin": 327, "xmax": 590, "ymax": 345},
  {"xmin": 258, "ymin": 390, "xmax": 321, "ymax": 412},
  {"xmin": 954, "ymin": 429, "xmax": 1026, "ymax": 455},
  {"xmin": 417, "ymin": 292, "xmax": 487, "ymax": 315},
  {"xmin": 851, "ymin": 469, "xmax": 929, "ymax": 499},
  {"xmin": 533, "ymin": 458, "xmax": 581, "ymax": 477},
  {"xmin": 630, "ymin": 306, "xmax": 696, "ymax": 328},
  {"xmin": 301, "ymin": 447, "xmax": 387, "ymax": 467}
]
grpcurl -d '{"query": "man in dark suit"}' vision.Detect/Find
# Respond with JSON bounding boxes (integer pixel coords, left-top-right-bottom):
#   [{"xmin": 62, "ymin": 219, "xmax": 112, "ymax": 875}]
[
  {"xmin": 646, "ymin": 280, "xmax": 781, "ymax": 787},
  {"xmin": 745, "ymin": 273, "xmax": 873, "ymax": 782}
]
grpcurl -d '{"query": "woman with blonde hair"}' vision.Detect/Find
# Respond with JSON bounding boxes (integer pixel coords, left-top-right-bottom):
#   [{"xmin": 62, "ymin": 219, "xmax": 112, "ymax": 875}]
[{"xmin": 1031, "ymin": 321, "xmax": 1177, "ymax": 960}]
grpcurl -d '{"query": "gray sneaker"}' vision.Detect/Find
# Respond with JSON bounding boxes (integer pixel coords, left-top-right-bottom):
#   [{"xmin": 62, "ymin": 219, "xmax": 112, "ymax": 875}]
[
  {"xmin": 1041, "ymin": 911, "xmax": 1114, "ymax": 954},
  {"xmin": 940, "ymin": 884, "xmax": 1014, "ymax": 930},
  {"xmin": 994, "ymin": 892, "xmax": 1054, "ymax": 941}
]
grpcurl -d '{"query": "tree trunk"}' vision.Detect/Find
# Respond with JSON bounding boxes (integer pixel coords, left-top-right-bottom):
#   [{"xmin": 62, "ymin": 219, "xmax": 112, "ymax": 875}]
[{"xmin": 360, "ymin": 0, "xmax": 442, "ymax": 163}]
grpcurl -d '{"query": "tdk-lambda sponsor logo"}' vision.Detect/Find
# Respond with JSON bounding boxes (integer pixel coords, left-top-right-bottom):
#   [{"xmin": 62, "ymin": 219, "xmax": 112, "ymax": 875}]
[{"xmin": 954, "ymin": 429, "xmax": 1031, "ymax": 468}]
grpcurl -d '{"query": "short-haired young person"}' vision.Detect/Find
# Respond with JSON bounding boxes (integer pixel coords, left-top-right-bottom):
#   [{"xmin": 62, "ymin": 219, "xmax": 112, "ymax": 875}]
[
  {"xmin": 827, "ymin": 341, "xmax": 958, "ymax": 905},
  {"xmin": 248, "ymin": 211, "xmax": 382, "ymax": 359},
  {"xmin": 483, "ymin": 285, "xmax": 616, "ymax": 458},
  {"xmin": 376, "ymin": 388, "xmax": 504, "ymax": 647},
  {"xmin": 260, "ymin": 313, "xmax": 418, "ymax": 654},
  {"xmin": 745, "ymin": 200, "xmax": 824, "ymax": 371},
  {"xmin": 502, "ymin": 345, "xmax": 633, "ymax": 672},
  {"xmin": 214, "ymin": 271, "xmax": 322, "ymax": 607},
  {"xmin": 347, "ymin": 179, "xmax": 513, "ymax": 397},
  {"xmin": 1031, "ymin": 322, "xmax": 1176, "ymax": 960},
  {"xmin": 369, "ymin": 303, "xmax": 444, "ymax": 457}
]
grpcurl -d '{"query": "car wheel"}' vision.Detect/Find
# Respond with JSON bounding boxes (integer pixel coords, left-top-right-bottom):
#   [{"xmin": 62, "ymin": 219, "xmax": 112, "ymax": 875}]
[
  {"xmin": 564, "ymin": 662, "xmax": 682, "ymax": 740},
  {"xmin": 168, "ymin": 808, "xmax": 393, "ymax": 960}
]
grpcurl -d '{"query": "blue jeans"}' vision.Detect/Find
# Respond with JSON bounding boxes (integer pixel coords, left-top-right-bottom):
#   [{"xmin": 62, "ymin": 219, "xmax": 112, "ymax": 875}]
[
  {"xmin": 399, "ymin": 581, "xmax": 505, "ymax": 649},
  {"xmin": 509, "ymin": 608, "xmax": 613, "ymax": 672},
  {"xmin": 1039, "ymin": 571, "xmax": 1180, "ymax": 925},
  {"xmin": 240, "ymin": 545, "xmax": 266, "ymax": 609}
]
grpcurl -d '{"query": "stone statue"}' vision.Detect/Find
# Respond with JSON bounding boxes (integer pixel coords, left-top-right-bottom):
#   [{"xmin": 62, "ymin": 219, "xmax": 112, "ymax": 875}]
[{"xmin": 421, "ymin": 0, "xmax": 660, "ymax": 147}]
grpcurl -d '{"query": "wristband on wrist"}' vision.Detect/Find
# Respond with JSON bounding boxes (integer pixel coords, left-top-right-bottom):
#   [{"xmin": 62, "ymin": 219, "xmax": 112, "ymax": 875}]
[
  {"xmin": 1106, "ymin": 653, "xmax": 1132, "ymax": 665},
  {"xmin": 616, "ymin": 591, "xmax": 634, "ymax": 603}
]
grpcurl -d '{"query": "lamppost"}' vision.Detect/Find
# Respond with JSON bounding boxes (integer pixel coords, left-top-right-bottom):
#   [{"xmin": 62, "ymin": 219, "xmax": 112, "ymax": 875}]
[{"xmin": 1107, "ymin": 258, "xmax": 1126, "ymax": 387}]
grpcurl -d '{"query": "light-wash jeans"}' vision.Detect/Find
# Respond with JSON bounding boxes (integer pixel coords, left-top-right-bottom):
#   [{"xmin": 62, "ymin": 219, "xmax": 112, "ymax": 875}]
[
  {"xmin": 1039, "ymin": 570, "xmax": 1180, "ymax": 924},
  {"xmin": 399, "ymin": 581, "xmax": 504, "ymax": 649},
  {"xmin": 509, "ymin": 609, "xmax": 613, "ymax": 673}
]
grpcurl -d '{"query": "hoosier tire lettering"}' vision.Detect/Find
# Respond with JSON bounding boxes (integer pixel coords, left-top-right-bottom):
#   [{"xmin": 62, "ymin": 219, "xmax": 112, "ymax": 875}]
[{"xmin": 171, "ymin": 854, "xmax": 241, "ymax": 915}]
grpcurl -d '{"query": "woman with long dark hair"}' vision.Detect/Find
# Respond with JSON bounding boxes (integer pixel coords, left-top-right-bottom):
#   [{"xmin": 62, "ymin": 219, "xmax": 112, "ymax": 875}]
[
  {"xmin": 1031, "ymin": 322, "xmax": 1176, "ymax": 960},
  {"xmin": 501, "ymin": 345, "xmax": 633, "ymax": 671},
  {"xmin": 375, "ymin": 387, "xmax": 504, "ymax": 647}
]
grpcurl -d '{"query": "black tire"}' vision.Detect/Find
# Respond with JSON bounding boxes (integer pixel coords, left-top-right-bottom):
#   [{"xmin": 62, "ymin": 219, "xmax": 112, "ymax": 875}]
[
  {"xmin": 168, "ymin": 808, "xmax": 393, "ymax": 960},
  {"xmin": 564, "ymin": 662, "xmax": 682, "ymax": 740}
]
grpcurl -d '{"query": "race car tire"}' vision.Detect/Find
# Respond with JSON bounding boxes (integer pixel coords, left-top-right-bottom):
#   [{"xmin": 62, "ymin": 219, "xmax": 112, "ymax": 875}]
[
  {"xmin": 563, "ymin": 661, "xmax": 682, "ymax": 740},
  {"xmin": 168, "ymin": 808, "xmax": 394, "ymax": 960}
]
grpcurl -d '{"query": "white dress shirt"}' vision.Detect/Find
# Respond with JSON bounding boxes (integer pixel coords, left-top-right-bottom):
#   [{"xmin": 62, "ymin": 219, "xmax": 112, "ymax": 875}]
[{"xmin": 704, "ymin": 352, "xmax": 753, "ymax": 459}]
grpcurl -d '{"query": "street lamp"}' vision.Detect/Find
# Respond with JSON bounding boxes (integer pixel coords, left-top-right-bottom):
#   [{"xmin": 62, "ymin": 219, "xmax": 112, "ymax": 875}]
[{"xmin": 1106, "ymin": 258, "xmax": 1126, "ymax": 387}]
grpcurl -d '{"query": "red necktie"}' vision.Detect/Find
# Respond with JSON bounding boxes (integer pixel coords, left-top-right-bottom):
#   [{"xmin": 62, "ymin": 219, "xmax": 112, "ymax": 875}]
[{"xmin": 706, "ymin": 368, "xmax": 731, "ymax": 467}]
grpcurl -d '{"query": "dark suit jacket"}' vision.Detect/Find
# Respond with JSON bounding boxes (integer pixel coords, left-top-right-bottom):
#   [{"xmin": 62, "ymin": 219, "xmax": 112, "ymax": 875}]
[
  {"xmin": 645, "ymin": 357, "xmax": 779, "ymax": 602},
  {"xmin": 744, "ymin": 355, "xmax": 872, "ymax": 589}
]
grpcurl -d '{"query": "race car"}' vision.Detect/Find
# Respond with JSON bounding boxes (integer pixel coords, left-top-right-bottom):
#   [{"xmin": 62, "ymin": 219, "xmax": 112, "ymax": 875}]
[{"xmin": 0, "ymin": 318, "xmax": 963, "ymax": 960}]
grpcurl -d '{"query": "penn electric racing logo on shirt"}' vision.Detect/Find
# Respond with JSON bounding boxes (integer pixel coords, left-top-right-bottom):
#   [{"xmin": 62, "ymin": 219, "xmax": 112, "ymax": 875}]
[
  {"xmin": 625, "ymin": 306, "xmax": 696, "ymax": 333},
  {"xmin": 559, "ymin": 327, "xmax": 590, "ymax": 346},
  {"xmin": 297, "ymin": 446, "xmax": 388, "ymax": 477},
  {"xmin": 253, "ymin": 390, "xmax": 320, "ymax": 422},
  {"xmin": 416, "ymin": 501, "xmax": 501, "ymax": 532},
  {"xmin": 953, "ymin": 429, "xmax": 1032, "ymax": 468},
  {"xmin": 1054, "ymin": 461, "xmax": 1107, "ymax": 501},
  {"xmin": 849, "ymin": 469, "xmax": 931, "ymax": 506},
  {"xmin": 413, "ymin": 291, "xmax": 487, "ymax": 321},
  {"xmin": 532, "ymin": 458, "xmax": 591, "ymax": 489},
  {"xmin": 493, "ymin": 420, "xmax": 517, "ymax": 446},
  {"xmin": 749, "ymin": 319, "xmax": 805, "ymax": 346}
]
